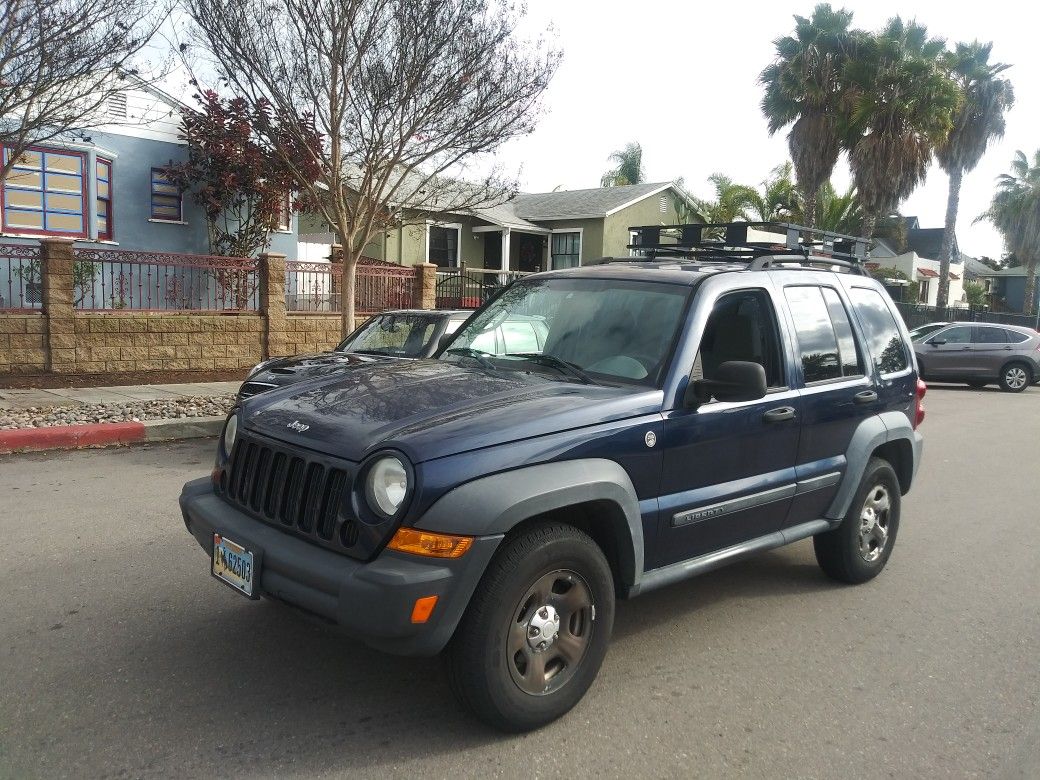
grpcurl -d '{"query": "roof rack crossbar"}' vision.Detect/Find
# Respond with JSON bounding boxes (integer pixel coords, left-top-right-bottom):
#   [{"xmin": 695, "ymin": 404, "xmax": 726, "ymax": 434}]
[{"xmin": 627, "ymin": 221, "xmax": 870, "ymax": 265}]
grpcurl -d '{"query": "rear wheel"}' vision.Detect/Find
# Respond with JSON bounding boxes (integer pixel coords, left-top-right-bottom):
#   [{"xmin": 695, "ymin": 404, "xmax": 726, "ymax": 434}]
[
  {"xmin": 814, "ymin": 458, "xmax": 900, "ymax": 584},
  {"xmin": 999, "ymin": 362, "xmax": 1032, "ymax": 393},
  {"xmin": 446, "ymin": 523, "xmax": 614, "ymax": 732}
]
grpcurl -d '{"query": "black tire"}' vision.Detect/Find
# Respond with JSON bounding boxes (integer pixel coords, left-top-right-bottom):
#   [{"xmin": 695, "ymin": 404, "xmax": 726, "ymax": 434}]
[
  {"xmin": 445, "ymin": 523, "xmax": 615, "ymax": 732},
  {"xmin": 966, "ymin": 380, "xmax": 988, "ymax": 389},
  {"xmin": 814, "ymin": 458, "xmax": 900, "ymax": 584},
  {"xmin": 999, "ymin": 362, "xmax": 1032, "ymax": 393}
]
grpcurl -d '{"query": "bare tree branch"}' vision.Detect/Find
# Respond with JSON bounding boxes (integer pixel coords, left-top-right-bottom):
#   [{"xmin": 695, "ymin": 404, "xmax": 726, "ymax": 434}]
[
  {"xmin": 182, "ymin": 0, "xmax": 558, "ymax": 333},
  {"xmin": 0, "ymin": 0, "xmax": 170, "ymax": 181}
]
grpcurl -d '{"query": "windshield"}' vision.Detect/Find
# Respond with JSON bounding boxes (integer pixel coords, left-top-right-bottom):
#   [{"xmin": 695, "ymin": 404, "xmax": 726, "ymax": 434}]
[
  {"xmin": 440, "ymin": 278, "xmax": 691, "ymax": 386},
  {"xmin": 338, "ymin": 313, "xmax": 442, "ymax": 357}
]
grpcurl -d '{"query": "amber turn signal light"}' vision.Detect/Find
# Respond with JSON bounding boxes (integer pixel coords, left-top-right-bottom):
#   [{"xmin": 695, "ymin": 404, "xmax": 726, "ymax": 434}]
[
  {"xmin": 387, "ymin": 528, "xmax": 473, "ymax": 559},
  {"xmin": 411, "ymin": 595, "xmax": 439, "ymax": 624}
]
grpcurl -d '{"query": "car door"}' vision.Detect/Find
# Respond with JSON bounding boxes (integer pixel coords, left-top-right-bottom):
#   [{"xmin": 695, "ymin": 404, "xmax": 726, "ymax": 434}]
[
  {"xmin": 971, "ymin": 325, "xmax": 1011, "ymax": 378},
  {"xmin": 918, "ymin": 324, "xmax": 973, "ymax": 379},
  {"xmin": 775, "ymin": 280, "xmax": 880, "ymax": 527},
  {"xmin": 656, "ymin": 284, "xmax": 802, "ymax": 567}
]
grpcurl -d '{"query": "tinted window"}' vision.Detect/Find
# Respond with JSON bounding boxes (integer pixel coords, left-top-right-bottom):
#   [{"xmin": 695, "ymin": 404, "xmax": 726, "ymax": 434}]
[
  {"xmin": 1005, "ymin": 329, "xmax": 1030, "ymax": 344},
  {"xmin": 974, "ymin": 326, "xmax": 1007, "ymax": 344},
  {"xmin": 696, "ymin": 289, "xmax": 785, "ymax": 388},
  {"xmin": 784, "ymin": 286, "xmax": 841, "ymax": 382},
  {"xmin": 848, "ymin": 288, "xmax": 909, "ymax": 374},
  {"xmin": 938, "ymin": 326, "xmax": 972, "ymax": 344},
  {"xmin": 822, "ymin": 287, "xmax": 864, "ymax": 376},
  {"xmin": 908, "ymin": 323, "xmax": 947, "ymax": 341}
]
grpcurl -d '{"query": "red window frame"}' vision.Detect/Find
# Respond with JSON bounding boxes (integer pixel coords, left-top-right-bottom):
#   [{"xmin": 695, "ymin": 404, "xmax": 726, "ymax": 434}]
[
  {"xmin": 0, "ymin": 145, "xmax": 88, "ymax": 239},
  {"xmin": 96, "ymin": 157, "xmax": 113, "ymax": 241}
]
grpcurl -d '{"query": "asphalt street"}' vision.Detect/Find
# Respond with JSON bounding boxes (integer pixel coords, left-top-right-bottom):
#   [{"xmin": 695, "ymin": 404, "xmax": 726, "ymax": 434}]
[{"xmin": 1, "ymin": 385, "xmax": 1038, "ymax": 779}]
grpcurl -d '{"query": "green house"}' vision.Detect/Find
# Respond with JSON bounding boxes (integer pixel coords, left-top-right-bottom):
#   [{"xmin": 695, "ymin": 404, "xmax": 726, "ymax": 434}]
[{"xmin": 301, "ymin": 182, "xmax": 694, "ymax": 272}]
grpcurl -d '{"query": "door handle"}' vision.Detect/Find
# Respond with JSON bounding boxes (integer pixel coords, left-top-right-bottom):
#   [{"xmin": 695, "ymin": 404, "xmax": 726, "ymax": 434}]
[
  {"xmin": 853, "ymin": 390, "xmax": 878, "ymax": 405},
  {"xmin": 961, "ymin": 346, "xmax": 972, "ymax": 350},
  {"xmin": 1003, "ymin": 346, "xmax": 1013, "ymax": 350},
  {"xmin": 763, "ymin": 406, "xmax": 796, "ymax": 423}
]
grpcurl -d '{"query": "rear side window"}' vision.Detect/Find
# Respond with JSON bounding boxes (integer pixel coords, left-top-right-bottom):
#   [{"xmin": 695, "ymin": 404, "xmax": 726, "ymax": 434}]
[
  {"xmin": 822, "ymin": 288, "xmax": 864, "ymax": 377},
  {"xmin": 784, "ymin": 286, "xmax": 848, "ymax": 382},
  {"xmin": 974, "ymin": 326, "xmax": 1007, "ymax": 344},
  {"xmin": 848, "ymin": 288, "xmax": 910, "ymax": 374},
  {"xmin": 1005, "ymin": 329, "xmax": 1030, "ymax": 344}
]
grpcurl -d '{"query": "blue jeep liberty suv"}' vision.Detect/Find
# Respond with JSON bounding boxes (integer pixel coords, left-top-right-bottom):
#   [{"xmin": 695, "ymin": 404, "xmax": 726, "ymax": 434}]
[{"xmin": 180, "ymin": 222, "xmax": 925, "ymax": 732}]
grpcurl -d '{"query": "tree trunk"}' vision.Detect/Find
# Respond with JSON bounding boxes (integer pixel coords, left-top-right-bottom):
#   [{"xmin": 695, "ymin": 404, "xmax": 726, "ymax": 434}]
[
  {"xmin": 861, "ymin": 211, "xmax": 878, "ymax": 242},
  {"xmin": 802, "ymin": 187, "xmax": 817, "ymax": 231},
  {"xmin": 936, "ymin": 168, "xmax": 962, "ymax": 310},
  {"xmin": 340, "ymin": 254, "xmax": 358, "ymax": 336},
  {"xmin": 1024, "ymin": 256, "xmax": 1038, "ymax": 317}
]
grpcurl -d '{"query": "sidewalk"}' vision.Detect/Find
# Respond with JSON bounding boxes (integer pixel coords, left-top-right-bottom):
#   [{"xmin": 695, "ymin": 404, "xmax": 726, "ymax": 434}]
[
  {"xmin": 0, "ymin": 381, "xmax": 240, "ymax": 411},
  {"xmin": 0, "ymin": 380, "xmax": 239, "ymax": 454}
]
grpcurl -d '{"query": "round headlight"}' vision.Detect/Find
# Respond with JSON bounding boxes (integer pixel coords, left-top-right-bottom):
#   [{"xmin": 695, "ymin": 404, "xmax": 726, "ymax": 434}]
[
  {"xmin": 366, "ymin": 455, "xmax": 409, "ymax": 517},
  {"xmin": 222, "ymin": 414, "xmax": 238, "ymax": 456}
]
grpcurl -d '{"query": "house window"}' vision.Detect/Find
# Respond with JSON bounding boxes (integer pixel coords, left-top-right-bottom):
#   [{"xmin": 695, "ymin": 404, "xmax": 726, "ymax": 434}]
[
  {"xmin": 275, "ymin": 193, "xmax": 292, "ymax": 232},
  {"xmin": 96, "ymin": 158, "xmax": 113, "ymax": 240},
  {"xmin": 551, "ymin": 231, "xmax": 581, "ymax": 269},
  {"xmin": 1, "ymin": 147, "xmax": 87, "ymax": 237},
  {"xmin": 150, "ymin": 168, "xmax": 182, "ymax": 222},
  {"xmin": 428, "ymin": 224, "xmax": 460, "ymax": 267},
  {"xmin": 918, "ymin": 280, "xmax": 930, "ymax": 303}
]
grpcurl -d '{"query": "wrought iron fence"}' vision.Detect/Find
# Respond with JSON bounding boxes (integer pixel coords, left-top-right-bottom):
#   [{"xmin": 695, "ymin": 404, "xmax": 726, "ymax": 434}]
[
  {"xmin": 0, "ymin": 242, "xmax": 43, "ymax": 311},
  {"xmin": 435, "ymin": 267, "xmax": 532, "ymax": 309},
  {"xmin": 892, "ymin": 301, "xmax": 1040, "ymax": 331},
  {"xmin": 72, "ymin": 248, "xmax": 258, "ymax": 311},
  {"xmin": 285, "ymin": 260, "xmax": 417, "ymax": 313}
]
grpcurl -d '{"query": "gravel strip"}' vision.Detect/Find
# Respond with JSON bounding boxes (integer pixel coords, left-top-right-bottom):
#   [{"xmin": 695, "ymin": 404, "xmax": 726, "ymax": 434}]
[{"xmin": 0, "ymin": 395, "xmax": 235, "ymax": 430}]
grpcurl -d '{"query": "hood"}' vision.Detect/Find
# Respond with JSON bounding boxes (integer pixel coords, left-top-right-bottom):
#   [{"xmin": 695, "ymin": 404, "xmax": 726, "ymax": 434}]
[
  {"xmin": 249, "ymin": 351, "xmax": 395, "ymax": 384},
  {"xmin": 241, "ymin": 359, "xmax": 662, "ymax": 463}
]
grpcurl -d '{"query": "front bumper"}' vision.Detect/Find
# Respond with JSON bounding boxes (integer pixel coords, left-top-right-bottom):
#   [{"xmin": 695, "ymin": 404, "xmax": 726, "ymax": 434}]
[{"xmin": 179, "ymin": 478, "xmax": 502, "ymax": 656}]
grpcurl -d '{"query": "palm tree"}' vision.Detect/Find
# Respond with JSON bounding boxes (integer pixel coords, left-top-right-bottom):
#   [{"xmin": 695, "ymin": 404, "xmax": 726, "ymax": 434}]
[
  {"xmin": 687, "ymin": 174, "xmax": 763, "ymax": 223},
  {"xmin": 814, "ymin": 181, "xmax": 864, "ymax": 235},
  {"xmin": 842, "ymin": 18, "xmax": 959, "ymax": 240},
  {"xmin": 748, "ymin": 162, "xmax": 801, "ymax": 222},
  {"xmin": 760, "ymin": 4, "xmax": 855, "ymax": 229},
  {"xmin": 934, "ymin": 42, "xmax": 1014, "ymax": 308},
  {"xmin": 600, "ymin": 142, "xmax": 644, "ymax": 187},
  {"xmin": 978, "ymin": 150, "xmax": 1040, "ymax": 314}
]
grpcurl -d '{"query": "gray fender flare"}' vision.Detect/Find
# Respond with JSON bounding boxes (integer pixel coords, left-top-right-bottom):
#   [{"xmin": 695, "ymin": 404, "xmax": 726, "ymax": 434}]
[
  {"xmin": 415, "ymin": 459, "xmax": 644, "ymax": 587},
  {"xmin": 826, "ymin": 411, "xmax": 922, "ymax": 521}
]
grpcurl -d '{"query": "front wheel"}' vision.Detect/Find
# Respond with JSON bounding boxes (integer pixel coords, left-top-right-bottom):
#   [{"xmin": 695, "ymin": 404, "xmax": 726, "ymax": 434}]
[
  {"xmin": 446, "ymin": 523, "xmax": 615, "ymax": 732},
  {"xmin": 999, "ymin": 362, "xmax": 1032, "ymax": 393},
  {"xmin": 814, "ymin": 458, "xmax": 901, "ymax": 584}
]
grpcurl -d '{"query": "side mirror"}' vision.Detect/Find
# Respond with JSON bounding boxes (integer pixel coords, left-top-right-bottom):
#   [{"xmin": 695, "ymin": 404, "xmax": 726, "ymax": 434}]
[
  {"xmin": 684, "ymin": 361, "xmax": 768, "ymax": 407},
  {"xmin": 928, "ymin": 338, "xmax": 947, "ymax": 346}
]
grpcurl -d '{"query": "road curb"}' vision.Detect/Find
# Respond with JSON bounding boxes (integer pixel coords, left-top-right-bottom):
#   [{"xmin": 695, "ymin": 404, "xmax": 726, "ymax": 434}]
[{"xmin": 0, "ymin": 415, "xmax": 224, "ymax": 454}]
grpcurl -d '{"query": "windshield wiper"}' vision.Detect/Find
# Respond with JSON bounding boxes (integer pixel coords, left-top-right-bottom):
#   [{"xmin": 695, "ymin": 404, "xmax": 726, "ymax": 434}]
[
  {"xmin": 445, "ymin": 347, "xmax": 497, "ymax": 370},
  {"xmin": 509, "ymin": 353, "xmax": 594, "ymax": 384}
]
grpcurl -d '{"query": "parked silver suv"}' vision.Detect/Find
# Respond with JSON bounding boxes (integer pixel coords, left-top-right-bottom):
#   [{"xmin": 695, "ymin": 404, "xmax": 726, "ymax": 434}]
[{"xmin": 913, "ymin": 323, "xmax": 1040, "ymax": 392}]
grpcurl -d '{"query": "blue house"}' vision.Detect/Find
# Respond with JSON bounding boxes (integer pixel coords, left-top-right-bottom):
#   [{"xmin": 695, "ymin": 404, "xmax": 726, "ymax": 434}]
[
  {"xmin": 1, "ymin": 79, "xmax": 299, "ymax": 256},
  {"xmin": 973, "ymin": 266, "xmax": 1039, "ymax": 315}
]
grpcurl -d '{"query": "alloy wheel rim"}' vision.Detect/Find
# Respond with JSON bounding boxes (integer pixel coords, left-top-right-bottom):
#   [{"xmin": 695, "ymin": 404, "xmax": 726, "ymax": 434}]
[
  {"xmin": 507, "ymin": 569, "xmax": 594, "ymax": 696},
  {"xmin": 858, "ymin": 484, "xmax": 891, "ymax": 563},
  {"xmin": 1006, "ymin": 367, "xmax": 1027, "ymax": 389}
]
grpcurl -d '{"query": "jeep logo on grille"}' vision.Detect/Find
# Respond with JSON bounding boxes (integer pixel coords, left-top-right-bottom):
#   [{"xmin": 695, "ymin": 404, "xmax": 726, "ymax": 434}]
[{"xmin": 286, "ymin": 420, "xmax": 310, "ymax": 433}]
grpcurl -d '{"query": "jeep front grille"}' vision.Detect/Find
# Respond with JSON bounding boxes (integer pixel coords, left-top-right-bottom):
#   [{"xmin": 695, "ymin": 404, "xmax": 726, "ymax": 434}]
[{"xmin": 222, "ymin": 432, "xmax": 359, "ymax": 552}]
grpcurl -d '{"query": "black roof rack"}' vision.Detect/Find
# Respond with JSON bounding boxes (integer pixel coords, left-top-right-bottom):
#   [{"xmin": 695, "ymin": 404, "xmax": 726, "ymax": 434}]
[{"xmin": 625, "ymin": 222, "xmax": 870, "ymax": 274}]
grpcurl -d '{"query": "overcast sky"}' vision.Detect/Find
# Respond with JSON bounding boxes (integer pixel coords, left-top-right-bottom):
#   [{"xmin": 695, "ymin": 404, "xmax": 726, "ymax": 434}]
[{"xmin": 491, "ymin": 0, "xmax": 1037, "ymax": 259}]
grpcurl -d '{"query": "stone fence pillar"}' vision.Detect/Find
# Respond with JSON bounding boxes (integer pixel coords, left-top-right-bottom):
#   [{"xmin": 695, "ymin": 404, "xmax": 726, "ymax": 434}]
[
  {"xmin": 414, "ymin": 263, "xmax": 437, "ymax": 310},
  {"xmin": 40, "ymin": 238, "xmax": 76, "ymax": 372},
  {"xmin": 258, "ymin": 252, "xmax": 287, "ymax": 359}
]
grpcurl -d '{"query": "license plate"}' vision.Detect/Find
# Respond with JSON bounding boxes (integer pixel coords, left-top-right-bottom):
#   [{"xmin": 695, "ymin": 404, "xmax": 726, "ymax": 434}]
[{"xmin": 212, "ymin": 533, "xmax": 257, "ymax": 598}]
